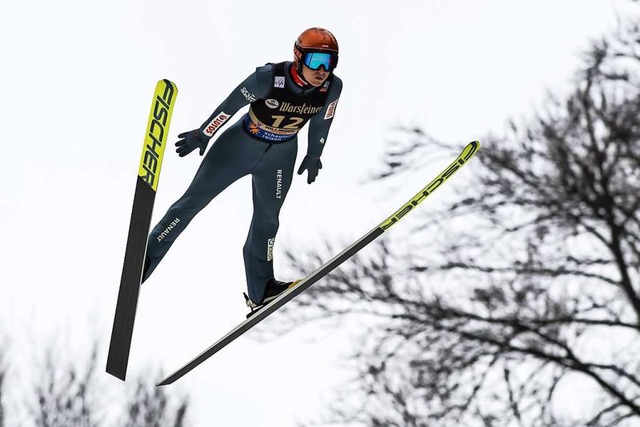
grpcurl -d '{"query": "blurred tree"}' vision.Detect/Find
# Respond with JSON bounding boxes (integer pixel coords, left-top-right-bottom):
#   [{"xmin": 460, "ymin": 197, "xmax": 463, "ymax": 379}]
[
  {"xmin": 121, "ymin": 372, "xmax": 188, "ymax": 427},
  {"xmin": 272, "ymin": 11, "xmax": 640, "ymax": 427},
  {"xmin": 0, "ymin": 343, "xmax": 7, "ymax": 427},
  {"xmin": 32, "ymin": 346, "xmax": 99, "ymax": 427},
  {"xmin": 24, "ymin": 342, "xmax": 189, "ymax": 427}
]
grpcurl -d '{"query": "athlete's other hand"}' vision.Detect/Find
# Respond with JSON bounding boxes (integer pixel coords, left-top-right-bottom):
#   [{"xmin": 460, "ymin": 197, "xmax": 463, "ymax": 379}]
[
  {"xmin": 297, "ymin": 155, "xmax": 322, "ymax": 184},
  {"xmin": 175, "ymin": 129, "xmax": 209, "ymax": 157}
]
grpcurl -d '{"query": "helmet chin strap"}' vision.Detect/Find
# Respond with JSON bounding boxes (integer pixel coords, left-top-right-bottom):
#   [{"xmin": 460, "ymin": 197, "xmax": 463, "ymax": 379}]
[{"xmin": 290, "ymin": 63, "xmax": 311, "ymax": 87}]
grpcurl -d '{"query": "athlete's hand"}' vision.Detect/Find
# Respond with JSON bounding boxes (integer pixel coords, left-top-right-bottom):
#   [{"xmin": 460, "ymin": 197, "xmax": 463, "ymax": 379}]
[
  {"xmin": 297, "ymin": 155, "xmax": 322, "ymax": 184},
  {"xmin": 175, "ymin": 129, "xmax": 209, "ymax": 157}
]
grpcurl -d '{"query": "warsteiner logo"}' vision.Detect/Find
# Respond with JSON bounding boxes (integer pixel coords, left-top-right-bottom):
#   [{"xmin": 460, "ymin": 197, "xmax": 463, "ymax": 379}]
[
  {"xmin": 280, "ymin": 102, "xmax": 323, "ymax": 115},
  {"xmin": 141, "ymin": 82, "xmax": 176, "ymax": 190}
]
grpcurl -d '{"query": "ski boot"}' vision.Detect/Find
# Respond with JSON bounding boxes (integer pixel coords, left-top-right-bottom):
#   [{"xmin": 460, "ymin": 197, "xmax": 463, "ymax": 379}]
[{"xmin": 244, "ymin": 278, "xmax": 299, "ymax": 318}]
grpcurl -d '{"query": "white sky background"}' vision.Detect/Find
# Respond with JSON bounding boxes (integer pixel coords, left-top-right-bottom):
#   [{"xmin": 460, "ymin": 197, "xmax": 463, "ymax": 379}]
[{"xmin": 0, "ymin": 0, "xmax": 637, "ymax": 425}]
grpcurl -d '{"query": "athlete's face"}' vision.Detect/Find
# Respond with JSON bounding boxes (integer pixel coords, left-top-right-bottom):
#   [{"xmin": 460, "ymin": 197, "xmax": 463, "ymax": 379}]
[{"xmin": 301, "ymin": 64, "xmax": 330, "ymax": 87}]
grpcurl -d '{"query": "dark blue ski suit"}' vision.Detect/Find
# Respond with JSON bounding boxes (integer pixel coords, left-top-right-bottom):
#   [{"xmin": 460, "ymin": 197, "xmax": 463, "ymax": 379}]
[{"xmin": 142, "ymin": 61, "xmax": 342, "ymax": 304}]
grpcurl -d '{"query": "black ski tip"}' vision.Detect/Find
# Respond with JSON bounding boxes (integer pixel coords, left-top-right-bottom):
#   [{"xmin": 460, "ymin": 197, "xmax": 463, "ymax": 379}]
[
  {"xmin": 106, "ymin": 365, "xmax": 127, "ymax": 381},
  {"xmin": 157, "ymin": 376, "xmax": 173, "ymax": 387},
  {"xmin": 106, "ymin": 351, "xmax": 128, "ymax": 381}
]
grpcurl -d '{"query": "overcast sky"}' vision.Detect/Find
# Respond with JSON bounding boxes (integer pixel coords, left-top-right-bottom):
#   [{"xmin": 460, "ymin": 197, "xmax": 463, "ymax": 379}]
[{"xmin": 0, "ymin": 0, "xmax": 637, "ymax": 425}]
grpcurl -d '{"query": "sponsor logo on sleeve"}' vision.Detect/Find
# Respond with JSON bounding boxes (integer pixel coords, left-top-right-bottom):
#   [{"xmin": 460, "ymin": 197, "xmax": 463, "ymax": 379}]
[
  {"xmin": 319, "ymin": 137, "xmax": 325, "ymax": 145},
  {"xmin": 203, "ymin": 112, "xmax": 230, "ymax": 137},
  {"xmin": 274, "ymin": 76, "xmax": 285, "ymax": 88},
  {"xmin": 324, "ymin": 99, "xmax": 338, "ymax": 120},
  {"xmin": 265, "ymin": 99, "xmax": 279, "ymax": 109},
  {"xmin": 241, "ymin": 87, "xmax": 257, "ymax": 102}
]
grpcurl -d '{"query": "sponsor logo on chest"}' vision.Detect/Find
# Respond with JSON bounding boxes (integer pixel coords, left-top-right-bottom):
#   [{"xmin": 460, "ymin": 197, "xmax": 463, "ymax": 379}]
[
  {"xmin": 274, "ymin": 76, "xmax": 285, "ymax": 88},
  {"xmin": 279, "ymin": 102, "xmax": 323, "ymax": 115},
  {"xmin": 265, "ymin": 99, "xmax": 279, "ymax": 109}
]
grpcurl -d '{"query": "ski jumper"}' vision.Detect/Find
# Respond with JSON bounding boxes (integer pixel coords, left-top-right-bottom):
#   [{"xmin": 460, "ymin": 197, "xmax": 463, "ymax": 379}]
[{"xmin": 142, "ymin": 61, "xmax": 342, "ymax": 304}]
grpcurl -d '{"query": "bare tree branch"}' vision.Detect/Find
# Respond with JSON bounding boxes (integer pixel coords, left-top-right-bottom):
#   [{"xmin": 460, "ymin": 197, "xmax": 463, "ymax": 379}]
[{"xmin": 264, "ymin": 11, "xmax": 640, "ymax": 427}]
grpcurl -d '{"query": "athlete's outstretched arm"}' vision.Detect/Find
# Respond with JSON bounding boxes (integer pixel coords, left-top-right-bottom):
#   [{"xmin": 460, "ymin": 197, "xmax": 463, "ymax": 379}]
[{"xmin": 175, "ymin": 65, "xmax": 274, "ymax": 157}]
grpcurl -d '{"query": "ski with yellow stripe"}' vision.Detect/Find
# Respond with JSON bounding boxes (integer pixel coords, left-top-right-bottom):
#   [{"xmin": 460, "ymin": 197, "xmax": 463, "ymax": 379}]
[
  {"xmin": 107, "ymin": 79, "xmax": 178, "ymax": 381},
  {"xmin": 158, "ymin": 140, "xmax": 480, "ymax": 386}
]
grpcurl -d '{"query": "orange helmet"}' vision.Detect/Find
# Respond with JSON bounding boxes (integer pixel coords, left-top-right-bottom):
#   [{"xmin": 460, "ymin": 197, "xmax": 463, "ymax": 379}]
[{"xmin": 293, "ymin": 27, "xmax": 339, "ymax": 73}]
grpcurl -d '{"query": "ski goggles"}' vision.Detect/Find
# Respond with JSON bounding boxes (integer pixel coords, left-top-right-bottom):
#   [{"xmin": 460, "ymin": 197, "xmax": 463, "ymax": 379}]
[{"xmin": 303, "ymin": 52, "xmax": 338, "ymax": 71}]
